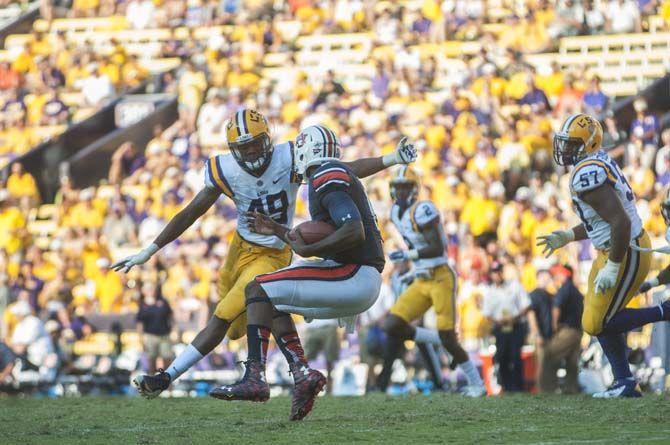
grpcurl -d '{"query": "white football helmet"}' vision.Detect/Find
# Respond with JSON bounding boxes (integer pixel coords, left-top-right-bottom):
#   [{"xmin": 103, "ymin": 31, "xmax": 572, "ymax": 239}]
[{"xmin": 293, "ymin": 125, "xmax": 341, "ymax": 177}]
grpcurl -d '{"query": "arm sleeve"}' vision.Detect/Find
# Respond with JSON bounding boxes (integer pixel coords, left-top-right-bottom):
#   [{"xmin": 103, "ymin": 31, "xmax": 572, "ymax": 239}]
[
  {"xmin": 413, "ymin": 201, "xmax": 440, "ymax": 228},
  {"xmin": 570, "ymin": 162, "xmax": 615, "ymax": 195},
  {"xmin": 320, "ymin": 190, "xmax": 362, "ymax": 228}
]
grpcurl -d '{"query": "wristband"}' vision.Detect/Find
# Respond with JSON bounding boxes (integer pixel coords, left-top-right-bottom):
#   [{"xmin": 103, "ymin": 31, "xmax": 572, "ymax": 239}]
[
  {"xmin": 145, "ymin": 243, "xmax": 160, "ymax": 255},
  {"xmin": 565, "ymin": 229, "xmax": 575, "ymax": 242},
  {"xmin": 650, "ymin": 277, "xmax": 660, "ymax": 287},
  {"xmin": 407, "ymin": 249, "xmax": 419, "ymax": 260},
  {"xmin": 382, "ymin": 152, "xmax": 398, "ymax": 167}
]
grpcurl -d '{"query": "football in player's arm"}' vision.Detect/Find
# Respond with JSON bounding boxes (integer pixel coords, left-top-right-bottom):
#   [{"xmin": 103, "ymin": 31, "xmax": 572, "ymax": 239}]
[
  {"xmin": 111, "ymin": 136, "xmax": 415, "ymax": 273},
  {"xmin": 210, "ymin": 125, "xmax": 386, "ymax": 417},
  {"xmin": 110, "ymin": 109, "xmax": 415, "ymax": 410}
]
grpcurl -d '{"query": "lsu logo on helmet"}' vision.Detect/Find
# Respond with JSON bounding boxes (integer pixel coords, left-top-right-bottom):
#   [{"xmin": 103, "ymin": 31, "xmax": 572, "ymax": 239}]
[
  {"xmin": 553, "ymin": 113, "xmax": 603, "ymax": 166},
  {"xmin": 226, "ymin": 109, "xmax": 273, "ymax": 175}
]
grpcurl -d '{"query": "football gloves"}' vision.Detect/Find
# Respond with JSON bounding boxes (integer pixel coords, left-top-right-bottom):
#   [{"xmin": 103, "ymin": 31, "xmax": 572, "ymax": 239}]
[
  {"xmin": 536, "ymin": 230, "xmax": 575, "ymax": 257},
  {"xmin": 638, "ymin": 277, "xmax": 659, "ymax": 294},
  {"xmin": 594, "ymin": 260, "xmax": 621, "ymax": 294},
  {"xmin": 111, "ymin": 243, "xmax": 159, "ymax": 273},
  {"xmin": 383, "ymin": 137, "xmax": 417, "ymax": 166}
]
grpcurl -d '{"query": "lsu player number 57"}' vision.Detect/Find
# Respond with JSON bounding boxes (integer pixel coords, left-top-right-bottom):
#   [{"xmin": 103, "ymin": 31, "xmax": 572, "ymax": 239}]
[
  {"xmin": 111, "ymin": 109, "xmax": 417, "ymax": 411},
  {"xmin": 538, "ymin": 113, "xmax": 670, "ymax": 398}
]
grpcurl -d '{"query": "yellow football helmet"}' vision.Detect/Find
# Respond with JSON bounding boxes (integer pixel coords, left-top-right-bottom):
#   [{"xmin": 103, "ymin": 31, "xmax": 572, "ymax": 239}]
[
  {"xmin": 390, "ymin": 166, "xmax": 420, "ymax": 208},
  {"xmin": 226, "ymin": 109, "xmax": 273, "ymax": 175},
  {"xmin": 553, "ymin": 113, "xmax": 603, "ymax": 166}
]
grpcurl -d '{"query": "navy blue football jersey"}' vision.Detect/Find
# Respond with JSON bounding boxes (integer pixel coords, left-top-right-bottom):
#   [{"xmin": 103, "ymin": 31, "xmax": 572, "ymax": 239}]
[{"xmin": 307, "ymin": 161, "xmax": 385, "ymax": 272}]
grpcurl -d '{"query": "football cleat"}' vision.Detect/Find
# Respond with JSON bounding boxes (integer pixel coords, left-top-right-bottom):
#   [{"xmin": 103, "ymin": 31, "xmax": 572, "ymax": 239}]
[
  {"xmin": 133, "ymin": 369, "xmax": 171, "ymax": 399},
  {"xmin": 461, "ymin": 385, "xmax": 487, "ymax": 398},
  {"xmin": 592, "ymin": 379, "xmax": 642, "ymax": 398},
  {"xmin": 289, "ymin": 363, "xmax": 327, "ymax": 421},
  {"xmin": 209, "ymin": 360, "xmax": 270, "ymax": 402}
]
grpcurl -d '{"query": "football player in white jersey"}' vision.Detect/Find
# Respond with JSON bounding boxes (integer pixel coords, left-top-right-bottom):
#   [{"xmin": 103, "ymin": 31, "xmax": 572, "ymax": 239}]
[
  {"xmin": 638, "ymin": 186, "xmax": 670, "ymax": 292},
  {"xmin": 111, "ymin": 109, "xmax": 416, "ymax": 415},
  {"xmin": 377, "ymin": 166, "xmax": 486, "ymax": 397},
  {"xmin": 538, "ymin": 112, "xmax": 670, "ymax": 398}
]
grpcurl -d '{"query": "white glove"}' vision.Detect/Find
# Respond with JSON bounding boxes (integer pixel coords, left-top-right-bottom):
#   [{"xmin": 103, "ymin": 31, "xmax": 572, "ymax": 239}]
[
  {"xmin": 638, "ymin": 277, "xmax": 659, "ymax": 294},
  {"xmin": 110, "ymin": 243, "xmax": 159, "ymax": 273},
  {"xmin": 383, "ymin": 137, "xmax": 417, "ymax": 166},
  {"xmin": 536, "ymin": 229, "xmax": 575, "ymax": 257},
  {"xmin": 594, "ymin": 260, "xmax": 621, "ymax": 294}
]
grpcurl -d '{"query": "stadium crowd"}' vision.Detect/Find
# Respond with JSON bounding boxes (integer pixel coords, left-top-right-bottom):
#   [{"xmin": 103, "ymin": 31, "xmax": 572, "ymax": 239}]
[{"xmin": 1, "ymin": 0, "xmax": 670, "ymax": 394}]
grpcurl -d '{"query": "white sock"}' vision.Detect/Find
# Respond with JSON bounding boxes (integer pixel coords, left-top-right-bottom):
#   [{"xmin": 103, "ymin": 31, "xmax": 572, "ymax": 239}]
[
  {"xmin": 165, "ymin": 344, "xmax": 204, "ymax": 381},
  {"xmin": 459, "ymin": 359, "xmax": 484, "ymax": 387},
  {"xmin": 414, "ymin": 327, "xmax": 442, "ymax": 346}
]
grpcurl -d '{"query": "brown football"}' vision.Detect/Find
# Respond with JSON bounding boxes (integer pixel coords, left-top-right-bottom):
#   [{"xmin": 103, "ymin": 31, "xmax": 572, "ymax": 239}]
[{"xmin": 289, "ymin": 220, "xmax": 336, "ymax": 244}]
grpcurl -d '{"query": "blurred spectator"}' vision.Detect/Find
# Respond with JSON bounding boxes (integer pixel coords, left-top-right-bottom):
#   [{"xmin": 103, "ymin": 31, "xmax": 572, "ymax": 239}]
[
  {"xmin": 655, "ymin": 129, "xmax": 670, "ymax": 177},
  {"xmin": 10, "ymin": 301, "xmax": 56, "ymax": 382},
  {"xmin": 629, "ymin": 98, "xmax": 660, "ymax": 168},
  {"xmin": 528, "ymin": 269, "xmax": 554, "ymax": 391},
  {"xmin": 313, "ymin": 70, "xmax": 345, "ymax": 108},
  {"xmin": 481, "ymin": 262, "xmax": 530, "ymax": 392},
  {"xmin": 137, "ymin": 281, "xmax": 173, "ymax": 374},
  {"xmin": 197, "ymin": 92, "xmax": 227, "ymax": 147},
  {"xmin": 178, "ymin": 61, "xmax": 208, "ymax": 131},
  {"xmin": 80, "ymin": 64, "xmax": 114, "ymax": 107},
  {"xmin": 6, "ymin": 163, "xmax": 39, "ymax": 203},
  {"xmin": 602, "ymin": 110, "xmax": 627, "ymax": 163},
  {"xmin": 90, "ymin": 258, "xmax": 124, "ymax": 313},
  {"xmin": 41, "ymin": 90, "xmax": 70, "ymax": 125},
  {"xmin": 540, "ymin": 265, "xmax": 583, "ymax": 394},
  {"xmin": 126, "ymin": 0, "xmax": 155, "ymax": 29},
  {"xmin": 606, "ymin": 0, "xmax": 642, "ymax": 33},
  {"xmin": 109, "ymin": 142, "xmax": 146, "ymax": 184},
  {"xmin": 304, "ymin": 319, "xmax": 341, "ymax": 394},
  {"xmin": 102, "ymin": 200, "xmax": 137, "ymax": 248},
  {"xmin": 582, "ymin": 76, "xmax": 609, "ymax": 116}
]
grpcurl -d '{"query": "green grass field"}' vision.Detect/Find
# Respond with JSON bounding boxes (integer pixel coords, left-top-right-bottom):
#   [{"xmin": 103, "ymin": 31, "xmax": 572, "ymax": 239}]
[{"xmin": 1, "ymin": 394, "xmax": 669, "ymax": 444}]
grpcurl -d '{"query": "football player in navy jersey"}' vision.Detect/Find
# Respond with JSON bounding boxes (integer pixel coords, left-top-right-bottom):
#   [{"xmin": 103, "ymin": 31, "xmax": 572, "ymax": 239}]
[
  {"xmin": 111, "ymin": 109, "xmax": 416, "ymax": 410},
  {"xmin": 210, "ymin": 125, "xmax": 385, "ymax": 420}
]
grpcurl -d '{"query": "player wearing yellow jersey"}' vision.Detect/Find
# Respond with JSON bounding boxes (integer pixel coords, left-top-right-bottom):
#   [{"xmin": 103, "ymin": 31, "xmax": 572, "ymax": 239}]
[
  {"xmin": 538, "ymin": 113, "xmax": 669, "ymax": 398},
  {"xmin": 112, "ymin": 109, "xmax": 416, "ymax": 415}
]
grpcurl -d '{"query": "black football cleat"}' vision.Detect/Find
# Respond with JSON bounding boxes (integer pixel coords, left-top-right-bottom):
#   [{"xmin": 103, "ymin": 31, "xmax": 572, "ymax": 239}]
[
  {"xmin": 289, "ymin": 363, "xmax": 327, "ymax": 421},
  {"xmin": 209, "ymin": 360, "xmax": 270, "ymax": 402},
  {"xmin": 133, "ymin": 369, "xmax": 171, "ymax": 399}
]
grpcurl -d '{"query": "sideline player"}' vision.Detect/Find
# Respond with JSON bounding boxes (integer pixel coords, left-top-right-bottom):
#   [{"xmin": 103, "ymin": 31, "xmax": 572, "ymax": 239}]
[
  {"xmin": 209, "ymin": 125, "xmax": 385, "ymax": 419},
  {"xmin": 112, "ymin": 110, "xmax": 416, "ymax": 405},
  {"xmin": 377, "ymin": 166, "xmax": 486, "ymax": 397},
  {"xmin": 538, "ymin": 113, "xmax": 670, "ymax": 398}
]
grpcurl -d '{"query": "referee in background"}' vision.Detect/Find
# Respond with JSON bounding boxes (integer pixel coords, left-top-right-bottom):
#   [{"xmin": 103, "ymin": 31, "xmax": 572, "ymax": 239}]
[{"xmin": 481, "ymin": 262, "xmax": 531, "ymax": 392}]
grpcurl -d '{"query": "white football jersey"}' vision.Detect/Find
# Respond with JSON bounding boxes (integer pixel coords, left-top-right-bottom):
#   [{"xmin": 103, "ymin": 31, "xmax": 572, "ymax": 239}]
[
  {"xmin": 204, "ymin": 142, "xmax": 299, "ymax": 249},
  {"xmin": 569, "ymin": 150, "xmax": 642, "ymax": 250},
  {"xmin": 391, "ymin": 200, "xmax": 448, "ymax": 273}
]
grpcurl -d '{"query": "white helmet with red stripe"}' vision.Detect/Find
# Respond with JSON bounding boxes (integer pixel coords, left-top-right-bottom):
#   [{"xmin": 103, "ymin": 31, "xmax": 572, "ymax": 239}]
[{"xmin": 294, "ymin": 125, "xmax": 341, "ymax": 177}]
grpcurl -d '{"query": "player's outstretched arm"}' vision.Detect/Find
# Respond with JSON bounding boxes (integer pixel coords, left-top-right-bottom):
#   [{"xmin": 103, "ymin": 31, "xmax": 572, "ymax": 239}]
[
  {"xmin": 344, "ymin": 137, "xmax": 416, "ymax": 178},
  {"xmin": 111, "ymin": 187, "xmax": 221, "ymax": 272},
  {"xmin": 639, "ymin": 266, "xmax": 670, "ymax": 293}
]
